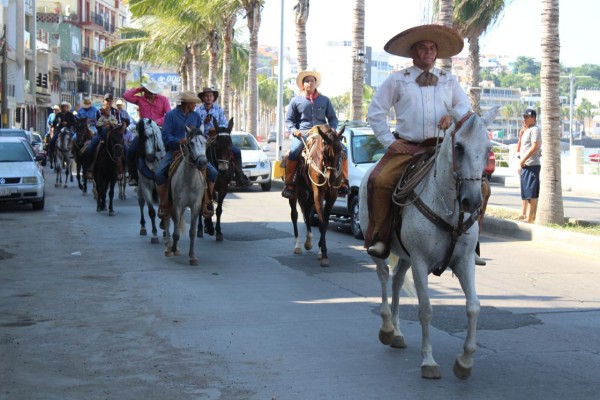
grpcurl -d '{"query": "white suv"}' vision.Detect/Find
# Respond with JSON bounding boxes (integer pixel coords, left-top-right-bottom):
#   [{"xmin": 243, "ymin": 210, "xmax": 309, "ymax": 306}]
[{"xmin": 330, "ymin": 125, "xmax": 385, "ymax": 239}]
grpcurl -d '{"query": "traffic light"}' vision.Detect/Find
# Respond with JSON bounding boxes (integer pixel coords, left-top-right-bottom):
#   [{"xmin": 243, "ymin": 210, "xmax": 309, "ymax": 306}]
[
  {"xmin": 36, "ymin": 73, "xmax": 42, "ymax": 87},
  {"xmin": 41, "ymin": 73, "xmax": 48, "ymax": 88}
]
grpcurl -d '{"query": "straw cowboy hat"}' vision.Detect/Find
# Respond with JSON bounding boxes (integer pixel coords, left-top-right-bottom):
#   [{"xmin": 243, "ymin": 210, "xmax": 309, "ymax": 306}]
[
  {"xmin": 59, "ymin": 100, "xmax": 71, "ymax": 109},
  {"xmin": 384, "ymin": 24, "xmax": 464, "ymax": 59},
  {"xmin": 52, "ymin": 104, "xmax": 60, "ymax": 111},
  {"xmin": 115, "ymin": 99, "xmax": 124, "ymax": 106},
  {"xmin": 176, "ymin": 91, "xmax": 203, "ymax": 104},
  {"xmin": 141, "ymin": 81, "xmax": 161, "ymax": 95},
  {"xmin": 82, "ymin": 97, "xmax": 92, "ymax": 108},
  {"xmin": 296, "ymin": 71, "xmax": 322, "ymax": 91},
  {"xmin": 197, "ymin": 87, "xmax": 219, "ymax": 102}
]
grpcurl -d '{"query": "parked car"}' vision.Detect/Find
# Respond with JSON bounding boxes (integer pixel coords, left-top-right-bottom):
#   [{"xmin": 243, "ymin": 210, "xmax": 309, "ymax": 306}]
[
  {"xmin": 329, "ymin": 125, "xmax": 386, "ymax": 239},
  {"xmin": 267, "ymin": 131, "xmax": 277, "ymax": 143},
  {"xmin": 30, "ymin": 132, "xmax": 47, "ymax": 165},
  {"xmin": 0, "ymin": 137, "xmax": 45, "ymax": 210},
  {"xmin": 485, "ymin": 150, "xmax": 496, "ymax": 181},
  {"xmin": 0, "ymin": 128, "xmax": 32, "ymax": 143},
  {"xmin": 231, "ymin": 131, "xmax": 272, "ymax": 191}
]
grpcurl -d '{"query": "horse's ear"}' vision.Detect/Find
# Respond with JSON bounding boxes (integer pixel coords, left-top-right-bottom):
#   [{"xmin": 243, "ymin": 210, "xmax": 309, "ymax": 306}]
[
  {"xmin": 318, "ymin": 126, "xmax": 332, "ymax": 145},
  {"xmin": 227, "ymin": 117, "xmax": 234, "ymax": 132},
  {"xmin": 137, "ymin": 119, "xmax": 144, "ymax": 136},
  {"xmin": 481, "ymin": 106, "xmax": 499, "ymax": 127},
  {"xmin": 338, "ymin": 125, "xmax": 345, "ymax": 137}
]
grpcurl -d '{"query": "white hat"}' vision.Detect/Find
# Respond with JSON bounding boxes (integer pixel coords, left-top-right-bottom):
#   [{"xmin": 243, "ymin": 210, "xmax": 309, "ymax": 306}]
[
  {"xmin": 384, "ymin": 24, "xmax": 464, "ymax": 59},
  {"xmin": 176, "ymin": 91, "xmax": 203, "ymax": 104},
  {"xmin": 296, "ymin": 71, "xmax": 322, "ymax": 91},
  {"xmin": 115, "ymin": 99, "xmax": 124, "ymax": 106},
  {"xmin": 60, "ymin": 101, "xmax": 71, "ymax": 109},
  {"xmin": 141, "ymin": 81, "xmax": 161, "ymax": 94},
  {"xmin": 82, "ymin": 97, "xmax": 92, "ymax": 108}
]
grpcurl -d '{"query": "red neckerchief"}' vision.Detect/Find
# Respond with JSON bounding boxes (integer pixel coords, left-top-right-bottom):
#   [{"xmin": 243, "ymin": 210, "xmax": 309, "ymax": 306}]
[{"xmin": 306, "ymin": 91, "xmax": 319, "ymax": 105}]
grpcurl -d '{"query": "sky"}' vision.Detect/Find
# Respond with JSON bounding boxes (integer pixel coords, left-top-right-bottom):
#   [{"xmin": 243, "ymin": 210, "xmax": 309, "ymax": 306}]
[{"xmin": 254, "ymin": 0, "xmax": 599, "ymax": 68}]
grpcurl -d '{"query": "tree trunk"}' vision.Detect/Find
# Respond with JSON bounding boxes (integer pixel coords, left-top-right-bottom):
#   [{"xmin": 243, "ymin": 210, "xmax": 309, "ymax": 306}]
[
  {"xmin": 350, "ymin": 0, "xmax": 365, "ymax": 121},
  {"xmin": 207, "ymin": 29, "xmax": 220, "ymax": 89},
  {"xmin": 293, "ymin": 0, "xmax": 310, "ymax": 71},
  {"xmin": 221, "ymin": 15, "xmax": 236, "ymax": 118},
  {"xmin": 436, "ymin": 0, "xmax": 454, "ymax": 72},
  {"xmin": 538, "ymin": 0, "xmax": 564, "ymax": 225},
  {"xmin": 467, "ymin": 34, "xmax": 481, "ymax": 115},
  {"xmin": 190, "ymin": 42, "xmax": 201, "ymax": 92},
  {"xmin": 245, "ymin": 1, "xmax": 261, "ymax": 135}
]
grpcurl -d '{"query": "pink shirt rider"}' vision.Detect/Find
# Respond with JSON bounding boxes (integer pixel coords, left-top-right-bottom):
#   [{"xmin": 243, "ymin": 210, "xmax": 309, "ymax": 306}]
[{"xmin": 123, "ymin": 87, "xmax": 171, "ymax": 126}]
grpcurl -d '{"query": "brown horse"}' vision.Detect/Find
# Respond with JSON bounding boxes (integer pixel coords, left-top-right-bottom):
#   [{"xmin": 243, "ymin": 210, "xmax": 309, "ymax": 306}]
[
  {"xmin": 199, "ymin": 117, "xmax": 234, "ymax": 241},
  {"xmin": 288, "ymin": 124, "xmax": 345, "ymax": 267},
  {"xmin": 71, "ymin": 118, "xmax": 94, "ymax": 194},
  {"xmin": 94, "ymin": 127, "xmax": 125, "ymax": 216}
]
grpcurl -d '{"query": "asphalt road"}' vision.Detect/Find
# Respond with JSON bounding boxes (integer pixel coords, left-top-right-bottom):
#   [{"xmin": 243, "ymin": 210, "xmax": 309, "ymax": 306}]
[{"xmin": 1, "ymin": 168, "xmax": 599, "ymax": 399}]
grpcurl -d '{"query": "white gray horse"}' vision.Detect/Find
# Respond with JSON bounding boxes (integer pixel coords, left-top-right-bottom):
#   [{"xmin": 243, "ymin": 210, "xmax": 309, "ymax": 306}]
[
  {"xmin": 163, "ymin": 125, "xmax": 208, "ymax": 266},
  {"xmin": 54, "ymin": 127, "xmax": 73, "ymax": 188},
  {"xmin": 135, "ymin": 118, "xmax": 165, "ymax": 244},
  {"xmin": 359, "ymin": 107, "xmax": 497, "ymax": 380}
]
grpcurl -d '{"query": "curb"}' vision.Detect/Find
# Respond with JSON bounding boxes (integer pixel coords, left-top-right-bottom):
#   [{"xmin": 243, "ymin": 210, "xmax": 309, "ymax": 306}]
[{"xmin": 483, "ymin": 216, "xmax": 599, "ymax": 258}]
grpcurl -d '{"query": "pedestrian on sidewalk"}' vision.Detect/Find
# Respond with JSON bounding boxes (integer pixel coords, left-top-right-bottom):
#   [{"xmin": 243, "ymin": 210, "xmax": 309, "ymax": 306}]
[{"xmin": 517, "ymin": 108, "xmax": 542, "ymax": 223}]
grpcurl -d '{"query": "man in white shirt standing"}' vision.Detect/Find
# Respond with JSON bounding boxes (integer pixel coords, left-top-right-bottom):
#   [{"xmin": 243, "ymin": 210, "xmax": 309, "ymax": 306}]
[{"xmin": 364, "ymin": 24, "xmax": 471, "ymax": 259}]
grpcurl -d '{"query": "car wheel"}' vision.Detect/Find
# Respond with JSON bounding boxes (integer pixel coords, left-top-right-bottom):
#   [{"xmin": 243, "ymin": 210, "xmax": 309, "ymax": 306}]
[
  {"xmin": 261, "ymin": 180, "xmax": 272, "ymax": 191},
  {"xmin": 351, "ymin": 196, "xmax": 363, "ymax": 240},
  {"xmin": 32, "ymin": 195, "xmax": 45, "ymax": 211}
]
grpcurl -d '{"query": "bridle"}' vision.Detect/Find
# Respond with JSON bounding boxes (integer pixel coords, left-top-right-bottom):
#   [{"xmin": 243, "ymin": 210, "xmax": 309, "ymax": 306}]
[
  {"xmin": 302, "ymin": 133, "xmax": 343, "ymax": 189},
  {"xmin": 207, "ymin": 133, "xmax": 232, "ymax": 171}
]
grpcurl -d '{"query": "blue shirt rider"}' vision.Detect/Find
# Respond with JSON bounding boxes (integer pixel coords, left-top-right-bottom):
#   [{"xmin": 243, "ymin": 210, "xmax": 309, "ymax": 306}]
[
  {"xmin": 282, "ymin": 70, "xmax": 348, "ymax": 198},
  {"xmin": 78, "ymin": 97, "xmax": 99, "ymax": 135},
  {"xmin": 195, "ymin": 87, "xmax": 251, "ymax": 187},
  {"xmin": 155, "ymin": 91, "xmax": 218, "ymax": 221}
]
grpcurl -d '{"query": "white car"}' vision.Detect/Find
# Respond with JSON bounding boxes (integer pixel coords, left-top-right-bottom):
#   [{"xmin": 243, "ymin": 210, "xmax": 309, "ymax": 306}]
[
  {"xmin": 231, "ymin": 131, "xmax": 272, "ymax": 191},
  {"xmin": 0, "ymin": 137, "xmax": 46, "ymax": 210}
]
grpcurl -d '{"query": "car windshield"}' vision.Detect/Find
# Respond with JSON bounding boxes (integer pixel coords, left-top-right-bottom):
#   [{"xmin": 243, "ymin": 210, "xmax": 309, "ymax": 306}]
[
  {"xmin": 232, "ymin": 134, "xmax": 260, "ymax": 150},
  {"xmin": 0, "ymin": 130, "xmax": 28, "ymax": 140},
  {"xmin": 0, "ymin": 142, "xmax": 34, "ymax": 162},
  {"xmin": 351, "ymin": 134, "xmax": 385, "ymax": 164}
]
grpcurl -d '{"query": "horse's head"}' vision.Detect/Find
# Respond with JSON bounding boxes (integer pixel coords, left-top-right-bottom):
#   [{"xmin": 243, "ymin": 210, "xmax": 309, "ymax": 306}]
[
  {"xmin": 138, "ymin": 118, "xmax": 164, "ymax": 163},
  {"xmin": 207, "ymin": 117, "xmax": 234, "ymax": 173},
  {"xmin": 309, "ymin": 124, "xmax": 346, "ymax": 187},
  {"xmin": 185, "ymin": 125, "xmax": 208, "ymax": 168},
  {"xmin": 106, "ymin": 126, "xmax": 125, "ymax": 160},
  {"xmin": 57, "ymin": 127, "xmax": 72, "ymax": 151},
  {"xmin": 74, "ymin": 118, "xmax": 91, "ymax": 143},
  {"xmin": 444, "ymin": 107, "xmax": 496, "ymax": 213}
]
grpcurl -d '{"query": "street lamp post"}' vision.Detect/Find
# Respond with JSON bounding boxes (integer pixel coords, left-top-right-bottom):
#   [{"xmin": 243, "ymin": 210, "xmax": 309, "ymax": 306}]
[
  {"xmin": 561, "ymin": 74, "xmax": 591, "ymax": 149},
  {"xmin": 257, "ymin": 75, "xmax": 277, "ymax": 140}
]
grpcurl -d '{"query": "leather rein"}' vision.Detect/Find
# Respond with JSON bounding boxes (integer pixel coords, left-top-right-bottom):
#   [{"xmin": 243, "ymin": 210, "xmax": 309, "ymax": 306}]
[{"xmin": 407, "ymin": 111, "xmax": 480, "ymax": 276}]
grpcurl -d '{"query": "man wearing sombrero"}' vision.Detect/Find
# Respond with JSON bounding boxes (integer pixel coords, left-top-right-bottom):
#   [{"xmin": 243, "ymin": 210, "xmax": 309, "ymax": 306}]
[
  {"xmin": 48, "ymin": 100, "xmax": 77, "ymax": 159},
  {"xmin": 282, "ymin": 70, "xmax": 349, "ymax": 198},
  {"xmin": 364, "ymin": 24, "xmax": 471, "ymax": 259},
  {"xmin": 124, "ymin": 81, "xmax": 171, "ymax": 186}
]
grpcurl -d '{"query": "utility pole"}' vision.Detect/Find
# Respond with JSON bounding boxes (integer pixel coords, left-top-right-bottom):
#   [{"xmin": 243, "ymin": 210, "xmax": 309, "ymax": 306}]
[{"xmin": 1, "ymin": 24, "xmax": 8, "ymax": 128}]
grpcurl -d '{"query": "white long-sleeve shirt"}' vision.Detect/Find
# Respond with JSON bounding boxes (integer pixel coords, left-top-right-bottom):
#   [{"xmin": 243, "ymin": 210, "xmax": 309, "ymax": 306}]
[{"xmin": 367, "ymin": 66, "xmax": 471, "ymax": 147}]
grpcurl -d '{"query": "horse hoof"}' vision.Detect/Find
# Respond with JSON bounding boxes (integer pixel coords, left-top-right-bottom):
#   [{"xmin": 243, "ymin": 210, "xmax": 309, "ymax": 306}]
[
  {"xmin": 96, "ymin": 207, "xmax": 101, "ymax": 212},
  {"xmin": 150, "ymin": 237, "xmax": 159, "ymax": 244},
  {"xmin": 293, "ymin": 248, "xmax": 302, "ymax": 255},
  {"xmin": 320, "ymin": 258, "xmax": 330, "ymax": 267},
  {"xmin": 164, "ymin": 251, "xmax": 172, "ymax": 257},
  {"xmin": 54, "ymin": 183, "xmax": 59, "ymax": 188},
  {"xmin": 197, "ymin": 230, "xmax": 204, "ymax": 238},
  {"xmin": 140, "ymin": 228, "xmax": 147, "ymax": 236},
  {"xmin": 109, "ymin": 211, "xmax": 115, "ymax": 216},
  {"xmin": 390, "ymin": 335, "xmax": 407, "ymax": 349},
  {"xmin": 421, "ymin": 365, "xmax": 441, "ymax": 379},
  {"xmin": 189, "ymin": 258, "xmax": 198, "ymax": 266},
  {"xmin": 378, "ymin": 329, "xmax": 395, "ymax": 345},
  {"xmin": 304, "ymin": 244, "xmax": 313, "ymax": 251},
  {"xmin": 174, "ymin": 251, "xmax": 180, "ymax": 256},
  {"xmin": 63, "ymin": 184, "xmax": 67, "ymax": 188},
  {"xmin": 453, "ymin": 359, "xmax": 472, "ymax": 380},
  {"xmin": 216, "ymin": 234, "xmax": 224, "ymax": 242}
]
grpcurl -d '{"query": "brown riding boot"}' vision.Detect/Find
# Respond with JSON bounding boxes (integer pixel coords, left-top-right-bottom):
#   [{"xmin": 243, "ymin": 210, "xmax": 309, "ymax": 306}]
[
  {"xmin": 339, "ymin": 157, "xmax": 349, "ymax": 195},
  {"xmin": 281, "ymin": 159, "xmax": 298, "ymax": 198},
  {"xmin": 203, "ymin": 182, "xmax": 215, "ymax": 218},
  {"xmin": 156, "ymin": 183, "xmax": 171, "ymax": 220}
]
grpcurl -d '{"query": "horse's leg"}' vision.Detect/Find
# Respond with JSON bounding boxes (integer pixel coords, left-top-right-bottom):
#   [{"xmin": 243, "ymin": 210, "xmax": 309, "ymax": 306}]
[
  {"xmin": 138, "ymin": 193, "xmax": 147, "ymax": 236},
  {"xmin": 290, "ymin": 199, "xmax": 302, "ymax": 254},
  {"xmin": 389, "ymin": 258, "xmax": 410, "ymax": 349},
  {"xmin": 411, "ymin": 260, "xmax": 440, "ymax": 379},
  {"xmin": 452, "ymin": 261, "xmax": 480, "ymax": 380},
  {"xmin": 318, "ymin": 220, "xmax": 329, "ymax": 267},
  {"xmin": 196, "ymin": 216, "xmax": 204, "ymax": 238},
  {"xmin": 375, "ymin": 257, "xmax": 394, "ymax": 345},
  {"xmin": 188, "ymin": 210, "xmax": 199, "ymax": 266},
  {"xmin": 171, "ymin": 209, "xmax": 181, "ymax": 256},
  {"xmin": 108, "ymin": 180, "xmax": 116, "ymax": 216},
  {"xmin": 68, "ymin": 158, "xmax": 73, "ymax": 183},
  {"xmin": 63, "ymin": 159, "xmax": 69, "ymax": 188},
  {"xmin": 215, "ymin": 197, "xmax": 224, "ymax": 242},
  {"xmin": 163, "ymin": 217, "xmax": 173, "ymax": 257}
]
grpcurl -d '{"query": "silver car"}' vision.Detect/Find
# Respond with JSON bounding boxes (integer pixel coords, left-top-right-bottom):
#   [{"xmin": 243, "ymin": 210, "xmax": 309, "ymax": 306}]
[
  {"xmin": 231, "ymin": 131, "xmax": 272, "ymax": 191},
  {"xmin": 0, "ymin": 137, "xmax": 46, "ymax": 210}
]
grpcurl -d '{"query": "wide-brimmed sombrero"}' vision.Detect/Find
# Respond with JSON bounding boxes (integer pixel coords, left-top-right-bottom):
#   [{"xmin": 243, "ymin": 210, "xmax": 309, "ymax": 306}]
[
  {"xmin": 141, "ymin": 81, "xmax": 161, "ymax": 95},
  {"xmin": 296, "ymin": 71, "xmax": 321, "ymax": 91},
  {"xmin": 197, "ymin": 87, "xmax": 219, "ymax": 102},
  {"xmin": 176, "ymin": 91, "xmax": 203, "ymax": 104},
  {"xmin": 384, "ymin": 24, "xmax": 464, "ymax": 59}
]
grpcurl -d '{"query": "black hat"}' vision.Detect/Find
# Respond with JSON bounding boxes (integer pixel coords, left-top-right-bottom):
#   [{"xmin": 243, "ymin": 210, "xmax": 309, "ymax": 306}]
[
  {"xmin": 104, "ymin": 93, "xmax": 114, "ymax": 101},
  {"xmin": 523, "ymin": 108, "xmax": 537, "ymax": 118}
]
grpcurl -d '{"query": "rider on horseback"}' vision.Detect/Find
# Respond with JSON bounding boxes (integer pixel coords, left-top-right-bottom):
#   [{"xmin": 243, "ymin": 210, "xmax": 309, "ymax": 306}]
[
  {"xmin": 155, "ymin": 91, "xmax": 218, "ymax": 223},
  {"xmin": 195, "ymin": 87, "xmax": 251, "ymax": 187},
  {"xmin": 48, "ymin": 101, "xmax": 76, "ymax": 158},
  {"xmin": 282, "ymin": 71, "xmax": 349, "ymax": 199},
  {"xmin": 364, "ymin": 25, "xmax": 470, "ymax": 259}
]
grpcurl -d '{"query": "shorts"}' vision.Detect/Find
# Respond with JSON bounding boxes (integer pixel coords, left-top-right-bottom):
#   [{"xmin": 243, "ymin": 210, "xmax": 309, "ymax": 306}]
[{"xmin": 520, "ymin": 165, "xmax": 541, "ymax": 200}]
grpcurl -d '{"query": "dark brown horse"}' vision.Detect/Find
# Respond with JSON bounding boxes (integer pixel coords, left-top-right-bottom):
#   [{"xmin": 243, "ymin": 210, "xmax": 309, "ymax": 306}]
[
  {"xmin": 94, "ymin": 127, "xmax": 125, "ymax": 216},
  {"xmin": 198, "ymin": 117, "xmax": 234, "ymax": 241},
  {"xmin": 71, "ymin": 118, "xmax": 94, "ymax": 194},
  {"xmin": 288, "ymin": 124, "xmax": 345, "ymax": 267}
]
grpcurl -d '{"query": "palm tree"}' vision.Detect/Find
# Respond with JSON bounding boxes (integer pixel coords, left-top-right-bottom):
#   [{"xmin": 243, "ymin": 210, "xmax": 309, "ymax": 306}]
[
  {"xmin": 436, "ymin": 0, "xmax": 454, "ymax": 73},
  {"xmin": 293, "ymin": 0, "xmax": 310, "ymax": 71},
  {"xmin": 537, "ymin": 0, "xmax": 564, "ymax": 225},
  {"xmin": 240, "ymin": 0, "xmax": 264, "ymax": 135},
  {"xmin": 350, "ymin": 0, "xmax": 365, "ymax": 121},
  {"xmin": 453, "ymin": 0, "xmax": 506, "ymax": 114},
  {"xmin": 501, "ymin": 102, "xmax": 514, "ymax": 139}
]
